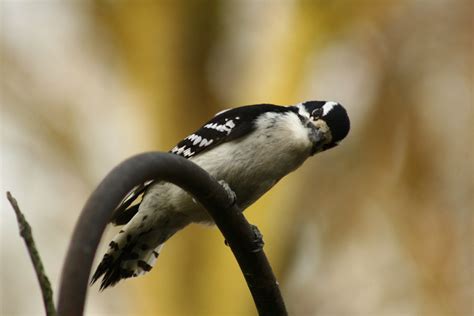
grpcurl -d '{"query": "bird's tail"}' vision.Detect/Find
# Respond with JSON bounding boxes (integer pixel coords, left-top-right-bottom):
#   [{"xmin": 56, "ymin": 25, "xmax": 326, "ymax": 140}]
[
  {"xmin": 90, "ymin": 227, "xmax": 167, "ymax": 290},
  {"xmin": 91, "ymin": 214, "xmax": 188, "ymax": 290}
]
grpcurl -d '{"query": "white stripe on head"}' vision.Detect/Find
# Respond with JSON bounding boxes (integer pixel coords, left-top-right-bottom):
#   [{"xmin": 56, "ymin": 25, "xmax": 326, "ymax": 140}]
[
  {"xmin": 295, "ymin": 103, "xmax": 310, "ymax": 119},
  {"xmin": 322, "ymin": 101, "xmax": 338, "ymax": 116}
]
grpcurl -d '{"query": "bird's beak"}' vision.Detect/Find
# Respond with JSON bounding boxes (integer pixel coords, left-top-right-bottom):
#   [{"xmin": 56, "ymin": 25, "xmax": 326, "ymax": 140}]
[{"xmin": 308, "ymin": 121, "xmax": 332, "ymax": 155}]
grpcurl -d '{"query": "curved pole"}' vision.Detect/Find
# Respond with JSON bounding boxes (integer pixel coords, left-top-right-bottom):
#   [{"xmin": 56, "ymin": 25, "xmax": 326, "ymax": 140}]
[{"xmin": 57, "ymin": 152, "xmax": 287, "ymax": 316}]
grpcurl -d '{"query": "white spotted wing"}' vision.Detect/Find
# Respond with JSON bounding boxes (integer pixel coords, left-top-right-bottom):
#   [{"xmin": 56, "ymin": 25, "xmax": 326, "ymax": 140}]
[{"xmin": 170, "ymin": 104, "xmax": 287, "ymax": 159}]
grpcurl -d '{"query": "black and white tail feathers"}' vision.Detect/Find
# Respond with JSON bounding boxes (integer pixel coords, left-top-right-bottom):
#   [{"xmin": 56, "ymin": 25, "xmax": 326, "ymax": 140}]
[
  {"xmin": 91, "ymin": 181, "xmax": 168, "ymax": 290},
  {"xmin": 90, "ymin": 225, "xmax": 163, "ymax": 290},
  {"xmin": 90, "ymin": 182, "xmax": 190, "ymax": 290}
]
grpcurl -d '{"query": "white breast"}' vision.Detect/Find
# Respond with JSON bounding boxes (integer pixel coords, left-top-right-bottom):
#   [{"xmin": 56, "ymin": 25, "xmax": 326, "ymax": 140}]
[{"xmin": 192, "ymin": 111, "xmax": 313, "ymax": 208}]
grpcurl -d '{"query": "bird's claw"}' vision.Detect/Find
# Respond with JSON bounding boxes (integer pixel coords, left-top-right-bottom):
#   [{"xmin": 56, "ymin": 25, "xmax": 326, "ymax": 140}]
[
  {"xmin": 224, "ymin": 225, "xmax": 264, "ymax": 251},
  {"xmin": 218, "ymin": 180, "xmax": 237, "ymax": 207},
  {"xmin": 250, "ymin": 224, "xmax": 264, "ymax": 252}
]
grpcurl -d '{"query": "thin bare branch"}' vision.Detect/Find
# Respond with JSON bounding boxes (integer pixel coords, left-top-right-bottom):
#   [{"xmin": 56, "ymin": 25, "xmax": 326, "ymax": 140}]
[{"xmin": 6, "ymin": 192, "xmax": 56, "ymax": 316}]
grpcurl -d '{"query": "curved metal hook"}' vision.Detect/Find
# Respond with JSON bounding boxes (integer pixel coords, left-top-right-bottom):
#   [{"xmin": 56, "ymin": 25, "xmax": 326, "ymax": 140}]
[{"xmin": 57, "ymin": 152, "xmax": 286, "ymax": 316}]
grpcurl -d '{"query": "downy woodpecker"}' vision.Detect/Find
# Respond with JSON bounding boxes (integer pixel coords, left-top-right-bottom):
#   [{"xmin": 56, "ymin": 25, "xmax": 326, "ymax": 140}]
[{"xmin": 91, "ymin": 100, "xmax": 350, "ymax": 289}]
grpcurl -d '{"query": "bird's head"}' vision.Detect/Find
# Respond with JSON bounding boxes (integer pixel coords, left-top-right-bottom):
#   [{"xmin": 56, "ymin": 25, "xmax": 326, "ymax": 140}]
[{"xmin": 296, "ymin": 100, "xmax": 350, "ymax": 154}]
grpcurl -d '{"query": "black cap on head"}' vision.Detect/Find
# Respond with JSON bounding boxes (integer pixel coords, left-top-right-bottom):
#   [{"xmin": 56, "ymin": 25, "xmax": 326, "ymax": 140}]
[
  {"xmin": 302, "ymin": 100, "xmax": 350, "ymax": 145},
  {"xmin": 322, "ymin": 103, "xmax": 350, "ymax": 143}
]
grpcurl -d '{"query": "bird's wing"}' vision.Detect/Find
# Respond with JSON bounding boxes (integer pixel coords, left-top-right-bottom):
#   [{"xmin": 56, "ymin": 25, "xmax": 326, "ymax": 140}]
[
  {"xmin": 109, "ymin": 181, "xmax": 153, "ymax": 225},
  {"xmin": 170, "ymin": 104, "xmax": 290, "ymax": 158},
  {"xmin": 110, "ymin": 104, "xmax": 291, "ymax": 225}
]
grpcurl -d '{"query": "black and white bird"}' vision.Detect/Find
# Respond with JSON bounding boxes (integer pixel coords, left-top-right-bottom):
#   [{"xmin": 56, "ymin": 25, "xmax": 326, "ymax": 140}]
[{"xmin": 91, "ymin": 100, "xmax": 350, "ymax": 289}]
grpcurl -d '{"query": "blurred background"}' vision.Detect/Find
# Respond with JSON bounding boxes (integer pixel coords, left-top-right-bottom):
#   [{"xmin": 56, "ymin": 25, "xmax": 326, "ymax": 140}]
[{"xmin": 1, "ymin": 0, "xmax": 472, "ymax": 315}]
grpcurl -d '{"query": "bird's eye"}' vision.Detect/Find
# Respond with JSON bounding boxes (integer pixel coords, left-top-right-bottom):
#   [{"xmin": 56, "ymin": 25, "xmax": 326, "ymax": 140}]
[{"xmin": 311, "ymin": 108, "xmax": 323, "ymax": 119}]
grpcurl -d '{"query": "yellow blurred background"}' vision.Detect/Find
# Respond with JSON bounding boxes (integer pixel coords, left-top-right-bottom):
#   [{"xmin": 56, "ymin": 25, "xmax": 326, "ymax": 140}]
[{"xmin": 1, "ymin": 1, "xmax": 472, "ymax": 315}]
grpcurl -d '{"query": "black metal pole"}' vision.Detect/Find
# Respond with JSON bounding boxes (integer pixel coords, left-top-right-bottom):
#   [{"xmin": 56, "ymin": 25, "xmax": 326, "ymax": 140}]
[{"xmin": 57, "ymin": 152, "xmax": 287, "ymax": 316}]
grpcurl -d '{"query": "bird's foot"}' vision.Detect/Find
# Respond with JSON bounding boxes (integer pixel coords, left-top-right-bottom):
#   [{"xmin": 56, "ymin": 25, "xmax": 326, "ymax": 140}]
[
  {"xmin": 224, "ymin": 225, "xmax": 264, "ymax": 251},
  {"xmin": 250, "ymin": 224, "xmax": 264, "ymax": 252},
  {"xmin": 218, "ymin": 180, "xmax": 237, "ymax": 207}
]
